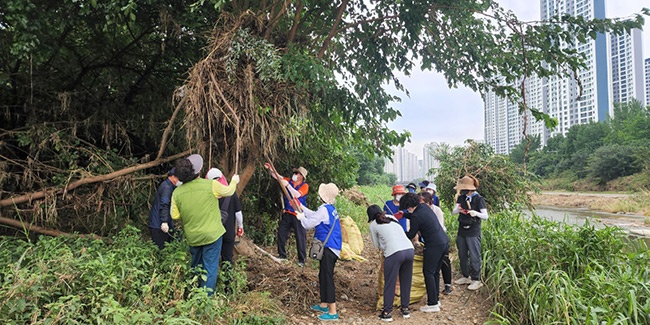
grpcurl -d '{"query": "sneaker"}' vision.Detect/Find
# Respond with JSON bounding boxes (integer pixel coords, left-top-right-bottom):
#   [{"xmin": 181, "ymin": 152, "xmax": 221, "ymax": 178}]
[
  {"xmin": 276, "ymin": 256, "xmax": 287, "ymax": 261},
  {"xmin": 318, "ymin": 313, "xmax": 339, "ymax": 321},
  {"xmin": 378, "ymin": 310, "xmax": 393, "ymax": 322},
  {"xmin": 454, "ymin": 276, "xmax": 472, "ymax": 285},
  {"xmin": 400, "ymin": 307, "xmax": 411, "ymax": 319},
  {"xmin": 311, "ymin": 305, "xmax": 328, "ymax": 313},
  {"xmin": 298, "ymin": 262, "xmax": 305, "ymax": 267},
  {"xmin": 443, "ymin": 285, "xmax": 453, "ymax": 295},
  {"xmin": 468, "ymin": 280, "xmax": 484, "ymax": 291},
  {"xmin": 419, "ymin": 304, "xmax": 440, "ymax": 313}
]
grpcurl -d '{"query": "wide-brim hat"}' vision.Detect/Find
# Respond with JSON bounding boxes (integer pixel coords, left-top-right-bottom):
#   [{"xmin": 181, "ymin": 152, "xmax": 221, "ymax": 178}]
[
  {"xmin": 293, "ymin": 166, "xmax": 308, "ymax": 179},
  {"xmin": 366, "ymin": 204, "xmax": 383, "ymax": 223},
  {"xmin": 318, "ymin": 183, "xmax": 339, "ymax": 204},
  {"xmin": 391, "ymin": 185, "xmax": 406, "ymax": 196},
  {"xmin": 186, "ymin": 154, "xmax": 203, "ymax": 175},
  {"xmin": 426, "ymin": 183, "xmax": 437, "ymax": 192},
  {"xmin": 418, "ymin": 181, "xmax": 429, "ymax": 188},
  {"xmin": 453, "ymin": 175, "xmax": 477, "ymax": 191}
]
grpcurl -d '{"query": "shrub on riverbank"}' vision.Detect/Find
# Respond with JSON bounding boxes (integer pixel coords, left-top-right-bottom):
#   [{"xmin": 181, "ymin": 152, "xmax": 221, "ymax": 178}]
[
  {"xmin": 484, "ymin": 211, "xmax": 650, "ymax": 324},
  {"xmin": 0, "ymin": 227, "xmax": 284, "ymax": 324}
]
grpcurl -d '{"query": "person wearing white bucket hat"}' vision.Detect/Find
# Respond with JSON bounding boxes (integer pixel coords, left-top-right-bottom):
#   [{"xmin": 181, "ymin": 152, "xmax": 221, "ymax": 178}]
[
  {"xmin": 295, "ymin": 183, "xmax": 342, "ymax": 321},
  {"xmin": 452, "ymin": 175, "xmax": 488, "ymax": 291}
]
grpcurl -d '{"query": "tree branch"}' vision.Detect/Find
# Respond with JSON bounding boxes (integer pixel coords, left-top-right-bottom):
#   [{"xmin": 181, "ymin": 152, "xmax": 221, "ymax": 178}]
[
  {"xmin": 156, "ymin": 95, "xmax": 187, "ymax": 160},
  {"xmin": 1, "ymin": 150, "xmax": 190, "ymax": 208},
  {"xmin": 0, "ymin": 215, "xmax": 108, "ymax": 241},
  {"xmin": 287, "ymin": 0, "xmax": 304, "ymax": 43},
  {"xmin": 317, "ymin": 0, "xmax": 349, "ymax": 59}
]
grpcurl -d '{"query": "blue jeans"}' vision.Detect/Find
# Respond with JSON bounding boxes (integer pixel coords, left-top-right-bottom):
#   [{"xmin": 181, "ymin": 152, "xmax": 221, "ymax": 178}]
[{"xmin": 190, "ymin": 237, "xmax": 223, "ymax": 296}]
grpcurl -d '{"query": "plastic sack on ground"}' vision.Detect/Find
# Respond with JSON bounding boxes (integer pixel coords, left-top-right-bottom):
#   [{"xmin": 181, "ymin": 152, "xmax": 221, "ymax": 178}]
[
  {"xmin": 376, "ymin": 254, "xmax": 425, "ymax": 310},
  {"xmin": 340, "ymin": 216, "xmax": 363, "ymax": 255},
  {"xmin": 340, "ymin": 242, "xmax": 367, "ymax": 261}
]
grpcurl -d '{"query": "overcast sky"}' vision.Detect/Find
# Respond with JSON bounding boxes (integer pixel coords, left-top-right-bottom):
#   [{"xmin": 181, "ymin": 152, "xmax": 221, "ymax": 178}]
[{"xmin": 387, "ymin": 0, "xmax": 650, "ymax": 155}]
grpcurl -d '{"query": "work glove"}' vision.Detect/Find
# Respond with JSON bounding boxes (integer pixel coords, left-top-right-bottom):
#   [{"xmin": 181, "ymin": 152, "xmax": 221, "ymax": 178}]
[
  {"xmin": 161, "ymin": 222, "xmax": 169, "ymax": 233},
  {"xmin": 468, "ymin": 210, "xmax": 478, "ymax": 217},
  {"xmin": 231, "ymin": 174, "xmax": 240, "ymax": 184},
  {"xmin": 237, "ymin": 227, "xmax": 244, "ymax": 237},
  {"xmin": 280, "ymin": 179, "xmax": 289, "ymax": 187},
  {"xmin": 264, "ymin": 162, "xmax": 271, "ymax": 169},
  {"xmin": 295, "ymin": 212, "xmax": 305, "ymax": 221}
]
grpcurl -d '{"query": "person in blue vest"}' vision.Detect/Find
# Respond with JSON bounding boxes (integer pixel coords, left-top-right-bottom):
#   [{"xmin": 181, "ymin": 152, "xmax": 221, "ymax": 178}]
[
  {"xmin": 265, "ymin": 165, "xmax": 309, "ymax": 266},
  {"xmin": 296, "ymin": 183, "xmax": 342, "ymax": 322},
  {"xmin": 148, "ymin": 167, "xmax": 181, "ymax": 249},
  {"xmin": 384, "ymin": 185, "xmax": 408, "ymax": 231}
]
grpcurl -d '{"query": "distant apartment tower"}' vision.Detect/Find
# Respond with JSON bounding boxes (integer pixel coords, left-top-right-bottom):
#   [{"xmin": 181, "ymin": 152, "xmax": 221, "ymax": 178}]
[
  {"xmin": 646, "ymin": 58, "xmax": 650, "ymax": 106},
  {"xmin": 422, "ymin": 142, "xmax": 441, "ymax": 177},
  {"xmin": 542, "ymin": 0, "xmax": 609, "ymax": 137},
  {"xmin": 609, "ymin": 29, "xmax": 644, "ymax": 108},
  {"xmin": 384, "ymin": 147, "xmax": 420, "ymax": 183},
  {"xmin": 484, "ymin": 75, "xmax": 547, "ymax": 155}
]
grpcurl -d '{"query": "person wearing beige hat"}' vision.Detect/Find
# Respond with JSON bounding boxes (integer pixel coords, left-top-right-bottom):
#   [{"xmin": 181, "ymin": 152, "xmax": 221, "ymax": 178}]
[
  {"xmin": 295, "ymin": 183, "xmax": 342, "ymax": 321},
  {"xmin": 452, "ymin": 175, "xmax": 488, "ymax": 291},
  {"xmin": 264, "ymin": 164, "xmax": 310, "ymax": 266}
]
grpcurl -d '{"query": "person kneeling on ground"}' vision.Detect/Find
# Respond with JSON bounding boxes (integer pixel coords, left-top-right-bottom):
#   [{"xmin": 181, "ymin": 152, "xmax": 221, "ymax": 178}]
[{"xmin": 368, "ymin": 205, "xmax": 415, "ymax": 322}]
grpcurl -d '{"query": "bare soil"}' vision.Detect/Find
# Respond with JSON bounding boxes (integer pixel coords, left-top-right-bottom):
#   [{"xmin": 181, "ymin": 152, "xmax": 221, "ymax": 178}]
[{"xmin": 243, "ymin": 234, "xmax": 493, "ymax": 324}]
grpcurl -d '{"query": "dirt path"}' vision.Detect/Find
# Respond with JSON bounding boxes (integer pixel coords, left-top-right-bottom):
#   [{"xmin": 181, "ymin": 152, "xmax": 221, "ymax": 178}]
[{"xmin": 245, "ymin": 234, "xmax": 493, "ymax": 325}]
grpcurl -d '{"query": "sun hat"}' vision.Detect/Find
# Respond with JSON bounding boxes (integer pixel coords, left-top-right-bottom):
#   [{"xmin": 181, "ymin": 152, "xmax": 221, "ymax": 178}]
[
  {"xmin": 418, "ymin": 180, "xmax": 430, "ymax": 188},
  {"xmin": 206, "ymin": 167, "xmax": 228, "ymax": 186},
  {"xmin": 186, "ymin": 154, "xmax": 203, "ymax": 175},
  {"xmin": 366, "ymin": 204, "xmax": 383, "ymax": 223},
  {"xmin": 426, "ymin": 183, "xmax": 437, "ymax": 192},
  {"xmin": 391, "ymin": 185, "xmax": 407, "ymax": 196},
  {"xmin": 318, "ymin": 183, "xmax": 339, "ymax": 204},
  {"xmin": 292, "ymin": 166, "xmax": 308, "ymax": 179},
  {"xmin": 453, "ymin": 175, "xmax": 477, "ymax": 191}
]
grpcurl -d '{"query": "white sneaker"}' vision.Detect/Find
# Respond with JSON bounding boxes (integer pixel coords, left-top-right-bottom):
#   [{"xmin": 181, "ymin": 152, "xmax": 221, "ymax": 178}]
[
  {"xmin": 454, "ymin": 277, "xmax": 472, "ymax": 285},
  {"xmin": 468, "ymin": 280, "xmax": 484, "ymax": 291},
  {"xmin": 419, "ymin": 304, "xmax": 440, "ymax": 313}
]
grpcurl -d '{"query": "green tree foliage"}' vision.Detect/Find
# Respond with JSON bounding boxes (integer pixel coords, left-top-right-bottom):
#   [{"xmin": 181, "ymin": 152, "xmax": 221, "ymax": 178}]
[
  {"xmin": 587, "ymin": 145, "xmax": 643, "ymax": 184},
  {"xmin": 1, "ymin": 0, "xmax": 646, "ymax": 235},
  {"xmin": 354, "ymin": 152, "xmax": 396, "ymax": 186},
  {"xmin": 509, "ymin": 134, "xmax": 541, "ymax": 165},
  {"xmin": 433, "ymin": 141, "xmax": 537, "ymax": 212}
]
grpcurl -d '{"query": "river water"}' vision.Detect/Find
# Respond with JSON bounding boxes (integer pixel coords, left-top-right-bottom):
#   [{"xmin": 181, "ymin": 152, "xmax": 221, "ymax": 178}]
[{"xmin": 524, "ymin": 206, "xmax": 650, "ymax": 246}]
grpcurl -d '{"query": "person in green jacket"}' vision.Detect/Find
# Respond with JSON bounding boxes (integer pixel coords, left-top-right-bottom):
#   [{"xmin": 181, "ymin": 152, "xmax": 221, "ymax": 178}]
[{"xmin": 170, "ymin": 156, "xmax": 239, "ymax": 296}]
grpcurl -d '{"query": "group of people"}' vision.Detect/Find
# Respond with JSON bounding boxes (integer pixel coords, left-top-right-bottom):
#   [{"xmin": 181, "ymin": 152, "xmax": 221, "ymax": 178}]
[
  {"xmin": 368, "ymin": 175, "xmax": 488, "ymax": 321},
  {"xmin": 147, "ymin": 155, "xmax": 488, "ymax": 322},
  {"xmin": 147, "ymin": 154, "xmax": 243, "ymax": 295}
]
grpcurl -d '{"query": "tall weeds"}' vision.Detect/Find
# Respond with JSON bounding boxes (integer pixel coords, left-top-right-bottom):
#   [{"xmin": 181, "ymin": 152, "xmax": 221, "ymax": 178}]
[
  {"xmin": 0, "ymin": 226, "xmax": 284, "ymax": 324},
  {"xmin": 484, "ymin": 211, "xmax": 650, "ymax": 324}
]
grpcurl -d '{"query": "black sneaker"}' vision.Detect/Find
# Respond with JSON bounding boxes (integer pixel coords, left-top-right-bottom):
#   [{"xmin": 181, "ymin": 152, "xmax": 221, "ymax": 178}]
[
  {"xmin": 443, "ymin": 285, "xmax": 452, "ymax": 295},
  {"xmin": 400, "ymin": 307, "xmax": 411, "ymax": 319},
  {"xmin": 378, "ymin": 310, "xmax": 393, "ymax": 322}
]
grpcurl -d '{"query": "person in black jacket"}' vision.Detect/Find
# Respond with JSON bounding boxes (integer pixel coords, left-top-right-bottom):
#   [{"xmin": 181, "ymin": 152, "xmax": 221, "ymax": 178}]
[
  {"xmin": 399, "ymin": 192, "xmax": 449, "ymax": 313},
  {"xmin": 148, "ymin": 168, "xmax": 181, "ymax": 249},
  {"xmin": 206, "ymin": 168, "xmax": 244, "ymax": 265}
]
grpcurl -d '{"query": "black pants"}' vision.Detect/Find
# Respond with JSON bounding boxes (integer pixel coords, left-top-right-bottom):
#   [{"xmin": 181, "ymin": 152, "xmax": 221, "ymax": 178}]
[
  {"xmin": 441, "ymin": 245, "xmax": 452, "ymax": 285},
  {"xmin": 150, "ymin": 227, "xmax": 173, "ymax": 250},
  {"xmin": 277, "ymin": 212, "xmax": 307, "ymax": 263},
  {"xmin": 221, "ymin": 238, "xmax": 235, "ymax": 264},
  {"xmin": 383, "ymin": 248, "xmax": 414, "ymax": 312},
  {"xmin": 319, "ymin": 248, "xmax": 338, "ymax": 303},
  {"xmin": 423, "ymin": 242, "xmax": 448, "ymax": 306}
]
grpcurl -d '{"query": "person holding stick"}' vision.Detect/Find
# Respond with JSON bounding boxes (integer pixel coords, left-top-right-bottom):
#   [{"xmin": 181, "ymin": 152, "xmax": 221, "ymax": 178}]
[{"xmin": 264, "ymin": 163, "xmax": 309, "ymax": 267}]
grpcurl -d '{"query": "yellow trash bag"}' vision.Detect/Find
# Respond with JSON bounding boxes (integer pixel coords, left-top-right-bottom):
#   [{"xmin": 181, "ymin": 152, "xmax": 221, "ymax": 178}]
[
  {"xmin": 340, "ymin": 216, "xmax": 363, "ymax": 255},
  {"xmin": 340, "ymin": 242, "xmax": 367, "ymax": 261},
  {"xmin": 376, "ymin": 254, "xmax": 426, "ymax": 310}
]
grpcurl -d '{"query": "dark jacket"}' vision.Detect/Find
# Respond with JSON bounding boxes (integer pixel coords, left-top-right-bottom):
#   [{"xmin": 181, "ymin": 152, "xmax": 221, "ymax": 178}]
[
  {"xmin": 405, "ymin": 203, "xmax": 449, "ymax": 247},
  {"xmin": 148, "ymin": 179, "xmax": 175, "ymax": 229},
  {"xmin": 219, "ymin": 193, "xmax": 242, "ymax": 242}
]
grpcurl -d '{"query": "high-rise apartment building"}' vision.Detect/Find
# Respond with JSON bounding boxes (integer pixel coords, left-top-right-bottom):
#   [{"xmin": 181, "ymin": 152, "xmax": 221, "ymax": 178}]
[
  {"xmin": 384, "ymin": 147, "xmax": 420, "ymax": 183},
  {"xmin": 422, "ymin": 142, "xmax": 441, "ymax": 177},
  {"xmin": 609, "ymin": 28, "xmax": 644, "ymax": 108},
  {"xmin": 542, "ymin": 0, "xmax": 609, "ymax": 137},
  {"xmin": 645, "ymin": 58, "xmax": 650, "ymax": 106}
]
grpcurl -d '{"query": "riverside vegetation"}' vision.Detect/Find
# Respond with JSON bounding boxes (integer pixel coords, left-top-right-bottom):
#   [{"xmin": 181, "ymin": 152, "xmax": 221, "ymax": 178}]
[{"xmin": 1, "ymin": 185, "xmax": 648, "ymax": 324}]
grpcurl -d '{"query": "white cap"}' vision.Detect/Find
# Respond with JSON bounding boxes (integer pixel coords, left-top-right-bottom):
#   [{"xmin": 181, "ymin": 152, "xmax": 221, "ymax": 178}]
[
  {"xmin": 426, "ymin": 183, "xmax": 437, "ymax": 192},
  {"xmin": 186, "ymin": 154, "xmax": 203, "ymax": 175},
  {"xmin": 205, "ymin": 168, "xmax": 223, "ymax": 180}
]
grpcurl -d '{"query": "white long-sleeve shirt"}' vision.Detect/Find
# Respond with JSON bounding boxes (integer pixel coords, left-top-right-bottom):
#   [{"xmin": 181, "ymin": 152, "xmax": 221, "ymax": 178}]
[{"xmin": 300, "ymin": 204, "xmax": 341, "ymax": 257}]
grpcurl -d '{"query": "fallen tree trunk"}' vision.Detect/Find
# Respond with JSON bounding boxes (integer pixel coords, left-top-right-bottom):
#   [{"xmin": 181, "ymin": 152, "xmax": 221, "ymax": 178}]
[
  {"xmin": 0, "ymin": 215, "xmax": 108, "ymax": 241},
  {"xmin": 0, "ymin": 150, "xmax": 190, "ymax": 208}
]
